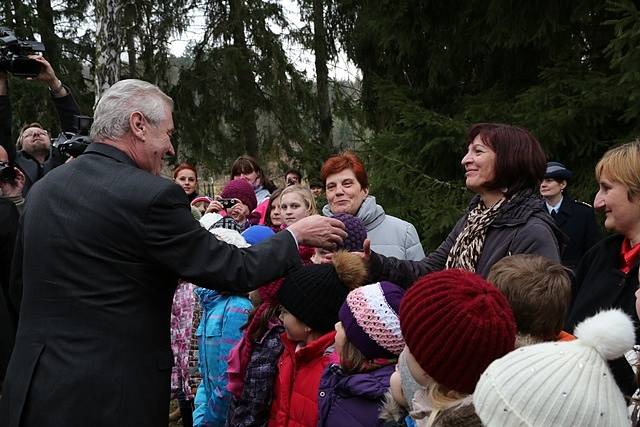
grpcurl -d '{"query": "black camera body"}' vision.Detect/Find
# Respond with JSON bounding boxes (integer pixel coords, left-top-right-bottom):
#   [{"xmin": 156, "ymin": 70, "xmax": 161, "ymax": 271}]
[
  {"xmin": 0, "ymin": 161, "xmax": 16, "ymax": 183},
  {"xmin": 0, "ymin": 28, "xmax": 45, "ymax": 77},
  {"xmin": 219, "ymin": 198, "xmax": 238, "ymax": 209},
  {"xmin": 53, "ymin": 115, "xmax": 94, "ymax": 158}
]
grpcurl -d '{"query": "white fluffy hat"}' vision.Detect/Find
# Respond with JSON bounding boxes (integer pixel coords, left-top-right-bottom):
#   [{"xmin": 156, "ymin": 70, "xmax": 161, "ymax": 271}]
[{"xmin": 473, "ymin": 309, "xmax": 634, "ymax": 427}]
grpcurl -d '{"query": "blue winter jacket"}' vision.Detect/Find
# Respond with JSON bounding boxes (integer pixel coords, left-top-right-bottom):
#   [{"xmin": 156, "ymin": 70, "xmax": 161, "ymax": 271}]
[
  {"xmin": 193, "ymin": 289, "xmax": 252, "ymax": 427},
  {"xmin": 317, "ymin": 363, "xmax": 394, "ymax": 427}
]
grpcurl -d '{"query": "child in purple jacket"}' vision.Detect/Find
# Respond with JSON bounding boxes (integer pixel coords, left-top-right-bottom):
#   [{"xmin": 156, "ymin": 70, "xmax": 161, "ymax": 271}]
[{"xmin": 318, "ymin": 281, "xmax": 406, "ymax": 427}]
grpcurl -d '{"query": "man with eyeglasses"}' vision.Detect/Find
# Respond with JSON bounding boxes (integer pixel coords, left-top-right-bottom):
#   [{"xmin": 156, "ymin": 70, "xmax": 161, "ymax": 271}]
[{"xmin": 0, "ymin": 55, "xmax": 81, "ymax": 197}]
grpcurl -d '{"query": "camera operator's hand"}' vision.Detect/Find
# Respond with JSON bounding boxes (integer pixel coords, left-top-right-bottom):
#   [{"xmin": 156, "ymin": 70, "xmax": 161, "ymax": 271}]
[
  {"xmin": 0, "ymin": 167, "xmax": 25, "ymax": 198},
  {"xmin": 205, "ymin": 199, "xmax": 225, "ymax": 214},
  {"xmin": 27, "ymin": 55, "xmax": 68, "ymax": 98}
]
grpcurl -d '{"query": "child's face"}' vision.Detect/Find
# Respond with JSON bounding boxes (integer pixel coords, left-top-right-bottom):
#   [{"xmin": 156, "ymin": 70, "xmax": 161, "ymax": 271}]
[
  {"xmin": 193, "ymin": 201, "xmax": 209, "ymax": 215},
  {"xmin": 403, "ymin": 346, "xmax": 431, "ymax": 387},
  {"xmin": 311, "ymin": 247, "xmax": 333, "ymax": 264},
  {"xmin": 280, "ymin": 307, "xmax": 309, "ymax": 342},
  {"xmin": 228, "ymin": 200, "xmax": 250, "ymax": 223},
  {"xmin": 281, "ymin": 192, "xmax": 308, "ymax": 226},
  {"xmin": 334, "ymin": 321, "xmax": 347, "ymax": 356},
  {"xmin": 269, "ymin": 196, "xmax": 282, "ymax": 226},
  {"xmin": 390, "ymin": 365, "xmax": 408, "ymax": 408}
]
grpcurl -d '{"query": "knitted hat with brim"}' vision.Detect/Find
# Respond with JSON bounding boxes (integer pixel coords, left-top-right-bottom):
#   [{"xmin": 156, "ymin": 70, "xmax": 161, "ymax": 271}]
[
  {"xmin": 474, "ymin": 309, "xmax": 634, "ymax": 427},
  {"xmin": 221, "ymin": 179, "xmax": 258, "ymax": 212},
  {"xmin": 399, "ymin": 269, "xmax": 516, "ymax": 394},
  {"xmin": 278, "ymin": 251, "xmax": 367, "ymax": 333},
  {"xmin": 339, "ymin": 281, "xmax": 405, "ymax": 359}
]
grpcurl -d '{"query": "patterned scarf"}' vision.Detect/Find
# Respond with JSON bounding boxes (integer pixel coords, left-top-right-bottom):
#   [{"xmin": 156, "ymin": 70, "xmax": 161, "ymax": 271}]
[{"xmin": 445, "ymin": 197, "xmax": 506, "ymax": 272}]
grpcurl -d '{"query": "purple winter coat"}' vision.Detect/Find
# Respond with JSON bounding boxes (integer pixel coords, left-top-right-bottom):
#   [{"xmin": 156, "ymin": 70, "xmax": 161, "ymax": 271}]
[{"xmin": 317, "ymin": 363, "xmax": 394, "ymax": 427}]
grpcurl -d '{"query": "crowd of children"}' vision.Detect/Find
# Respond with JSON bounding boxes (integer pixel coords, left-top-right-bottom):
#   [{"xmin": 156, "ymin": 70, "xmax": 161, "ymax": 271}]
[{"xmin": 165, "ymin": 163, "xmax": 639, "ymax": 427}]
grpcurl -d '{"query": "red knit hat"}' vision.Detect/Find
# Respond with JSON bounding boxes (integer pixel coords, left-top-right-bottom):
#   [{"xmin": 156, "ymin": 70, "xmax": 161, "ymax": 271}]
[
  {"xmin": 221, "ymin": 179, "xmax": 258, "ymax": 212},
  {"xmin": 400, "ymin": 269, "xmax": 516, "ymax": 394}
]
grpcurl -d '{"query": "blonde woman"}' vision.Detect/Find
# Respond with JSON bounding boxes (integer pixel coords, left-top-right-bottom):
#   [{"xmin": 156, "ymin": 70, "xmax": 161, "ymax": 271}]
[{"xmin": 566, "ymin": 140, "xmax": 640, "ymax": 396}]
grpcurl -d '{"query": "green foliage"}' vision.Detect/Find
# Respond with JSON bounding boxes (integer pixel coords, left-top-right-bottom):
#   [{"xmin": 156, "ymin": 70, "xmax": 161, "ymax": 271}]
[{"xmin": 333, "ymin": 0, "xmax": 640, "ymax": 249}]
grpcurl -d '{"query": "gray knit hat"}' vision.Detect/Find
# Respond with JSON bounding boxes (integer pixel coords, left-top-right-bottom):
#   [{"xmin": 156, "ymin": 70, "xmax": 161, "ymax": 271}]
[{"xmin": 474, "ymin": 309, "xmax": 634, "ymax": 427}]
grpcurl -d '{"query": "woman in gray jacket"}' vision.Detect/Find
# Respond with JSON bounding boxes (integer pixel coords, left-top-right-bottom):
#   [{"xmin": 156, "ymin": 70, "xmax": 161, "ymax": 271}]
[
  {"xmin": 321, "ymin": 152, "xmax": 425, "ymax": 261},
  {"xmin": 367, "ymin": 123, "xmax": 562, "ymax": 288}
]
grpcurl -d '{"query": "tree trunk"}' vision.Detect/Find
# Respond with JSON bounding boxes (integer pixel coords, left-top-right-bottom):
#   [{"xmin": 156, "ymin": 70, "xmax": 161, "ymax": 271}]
[
  {"xmin": 2, "ymin": 0, "xmax": 14, "ymax": 27},
  {"xmin": 94, "ymin": 0, "xmax": 121, "ymax": 106},
  {"xmin": 11, "ymin": 0, "xmax": 33, "ymax": 38},
  {"xmin": 229, "ymin": 0, "xmax": 259, "ymax": 157},
  {"xmin": 313, "ymin": 0, "xmax": 333, "ymax": 147},
  {"xmin": 35, "ymin": 0, "xmax": 59, "ymax": 71},
  {"xmin": 126, "ymin": 30, "xmax": 137, "ymax": 78}
]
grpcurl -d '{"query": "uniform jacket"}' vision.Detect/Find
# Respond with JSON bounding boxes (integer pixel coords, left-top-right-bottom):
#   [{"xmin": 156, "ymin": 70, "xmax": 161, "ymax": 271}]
[
  {"xmin": 268, "ymin": 331, "xmax": 336, "ymax": 427},
  {"xmin": 0, "ymin": 143, "xmax": 301, "ymax": 427},
  {"xmin": 323, "ymin": 196, "xmax": 425, "ymax": 261},
  {"xmin": 317, "ymin": 363, "xmax": 394, "ymax": 427},
  {"xmin": 565, "ymin": 233, "xmax": 639, "ymax": 396},
  {"xmin": 369, "ymin": 191, "xmax": 562, "ymax": 287},
  {"xmin": 550, "ymin": 197, "xmax": 601, "ymax": 270},
  {"xmin": 193, "ymin": 289, "xmax": 252, "ymax": 426}
]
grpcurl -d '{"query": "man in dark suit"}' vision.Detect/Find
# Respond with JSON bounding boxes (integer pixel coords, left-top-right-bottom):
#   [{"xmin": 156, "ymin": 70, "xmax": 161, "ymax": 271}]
[
  {"xmin": 540, "ymin": 161, "xmax": 601, "ymax": 270},
  {"xmin": 0, "ymin": 79, "xmax": 346, "ymax": 426}
]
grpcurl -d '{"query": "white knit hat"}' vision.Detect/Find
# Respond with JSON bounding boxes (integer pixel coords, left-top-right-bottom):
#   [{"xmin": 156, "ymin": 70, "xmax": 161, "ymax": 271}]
[{"xmin": 473, "ymin": 309, "xmax": 634, "ymax": 427}]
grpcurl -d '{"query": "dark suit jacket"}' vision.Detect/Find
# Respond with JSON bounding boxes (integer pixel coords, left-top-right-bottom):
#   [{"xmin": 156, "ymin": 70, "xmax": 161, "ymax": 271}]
[
  {"xmin": 0, "ymin": 198, "xmax": 18, "ymax": 387},
  {"xmin": 0, "ymin": 143, "xmax": 301, "ymax": 427},
  {"xmin": 552, "ymin": 197, "xmax": 601, "ymax": 270}
]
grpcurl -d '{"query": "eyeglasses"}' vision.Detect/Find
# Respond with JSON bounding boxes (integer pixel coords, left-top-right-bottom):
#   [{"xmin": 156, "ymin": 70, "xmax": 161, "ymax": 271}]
[{"xmin": 22, "ymin": 129, "xmax": 48, "ymax": 138}]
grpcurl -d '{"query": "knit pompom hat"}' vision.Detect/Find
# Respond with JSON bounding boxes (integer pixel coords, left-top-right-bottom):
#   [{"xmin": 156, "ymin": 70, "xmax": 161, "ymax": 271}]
[
  {"xmin": 278, "ymin": 251, "xmax": 366, "ymax": 333},
  {"xmin": 399, "ymin": 269, "xmax": 516, "ymax": 394},
  {"xmin": 339, "ymin": 282, "xmax": 405, "ymax": 359},
  {"xmin": 333, "ymin": 213, "xmax": 367, "ymax": 252},
  {"xmin": 474, "ymin": 309, "xmax": 634, "ymax": 427},
  {"xmin": 221, "ymin": 179, "xmax": 258, "ymax": 212}
]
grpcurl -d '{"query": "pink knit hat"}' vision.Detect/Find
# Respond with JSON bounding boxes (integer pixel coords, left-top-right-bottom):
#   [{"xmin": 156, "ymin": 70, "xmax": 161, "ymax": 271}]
[
  {"xmin": 220, "ymin": 179, "xmax": 257, "ymax": 212},
  {"xmin": 339, "ymin": 281, "xmax": 405, "ymax": 359}
]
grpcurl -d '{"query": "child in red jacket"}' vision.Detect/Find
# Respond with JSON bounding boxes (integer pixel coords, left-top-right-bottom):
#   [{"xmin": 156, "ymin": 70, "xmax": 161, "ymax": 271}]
[{"xmin": 268, "ymin": 251, "xmax": 366, "ymax": 427}]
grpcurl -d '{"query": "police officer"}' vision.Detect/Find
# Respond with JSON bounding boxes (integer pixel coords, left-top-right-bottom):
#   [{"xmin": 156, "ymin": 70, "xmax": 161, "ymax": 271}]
[{"xmin": 540, "ymin": 161, "xmax": 601, "ymax": 270}]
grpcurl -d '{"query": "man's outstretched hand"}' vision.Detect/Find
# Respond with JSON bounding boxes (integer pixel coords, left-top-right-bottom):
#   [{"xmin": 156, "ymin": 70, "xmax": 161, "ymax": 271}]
[{"xmin": 287, "ymin": 215, "xmax": 347, "ymax": 249}]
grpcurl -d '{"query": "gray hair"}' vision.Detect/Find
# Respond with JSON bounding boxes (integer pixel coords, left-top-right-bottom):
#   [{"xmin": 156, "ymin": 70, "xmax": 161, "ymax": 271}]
[{"xmin": 90, "ymin": 79, "xmax": 174, "ymax": 142}]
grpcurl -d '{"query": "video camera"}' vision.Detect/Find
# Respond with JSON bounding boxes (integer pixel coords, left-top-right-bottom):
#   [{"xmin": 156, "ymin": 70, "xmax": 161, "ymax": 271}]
[
  {"xmin": 0, "ymin": 161, "xmax": 16, "ymax": 183},
  {"xmin": 0, "ymin": 28, "xmax": 46, "ymax": 77},
  {"xmin": 53, "ymin": 115, "xmax": 93, "ymax": 158}
]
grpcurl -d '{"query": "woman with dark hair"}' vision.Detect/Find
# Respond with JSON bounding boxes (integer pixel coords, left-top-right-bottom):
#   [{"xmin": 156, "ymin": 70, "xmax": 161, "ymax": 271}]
[
  {"xmin": 230, "ymin": 155, "xmax": 275, "ymax": 204},
  {"xmin": 367, "ymin": 123, "xmax": 562, "ymax": 287},
  {"xmin": 173, "ymin": 163, "xmax": 199, "ymax": 203}
]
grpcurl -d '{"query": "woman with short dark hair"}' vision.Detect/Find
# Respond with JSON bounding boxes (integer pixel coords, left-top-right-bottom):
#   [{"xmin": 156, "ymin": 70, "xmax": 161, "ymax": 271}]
[{"xmin": 368, "ymin": 123, "xmax": 562, "ymax": 287}]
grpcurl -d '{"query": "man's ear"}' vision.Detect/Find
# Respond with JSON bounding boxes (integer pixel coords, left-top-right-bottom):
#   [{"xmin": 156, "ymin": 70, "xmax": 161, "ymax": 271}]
[{"xmin": 130, "ymin": 112, "xmax": 145, "ymax": 140}]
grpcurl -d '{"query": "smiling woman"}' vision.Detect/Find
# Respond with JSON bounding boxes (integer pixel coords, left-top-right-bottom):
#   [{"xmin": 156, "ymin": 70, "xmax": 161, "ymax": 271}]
[
  {"xmin": 320, "ymin": 152, "xmax": 425, "ymax": 261},
  {"xmin": 565, "ymin": 141, "xmax": 640, "ymax": 396},
  {"xmin": 368, "ymin": 123, "xmax": 562, "ymax": 286}
]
